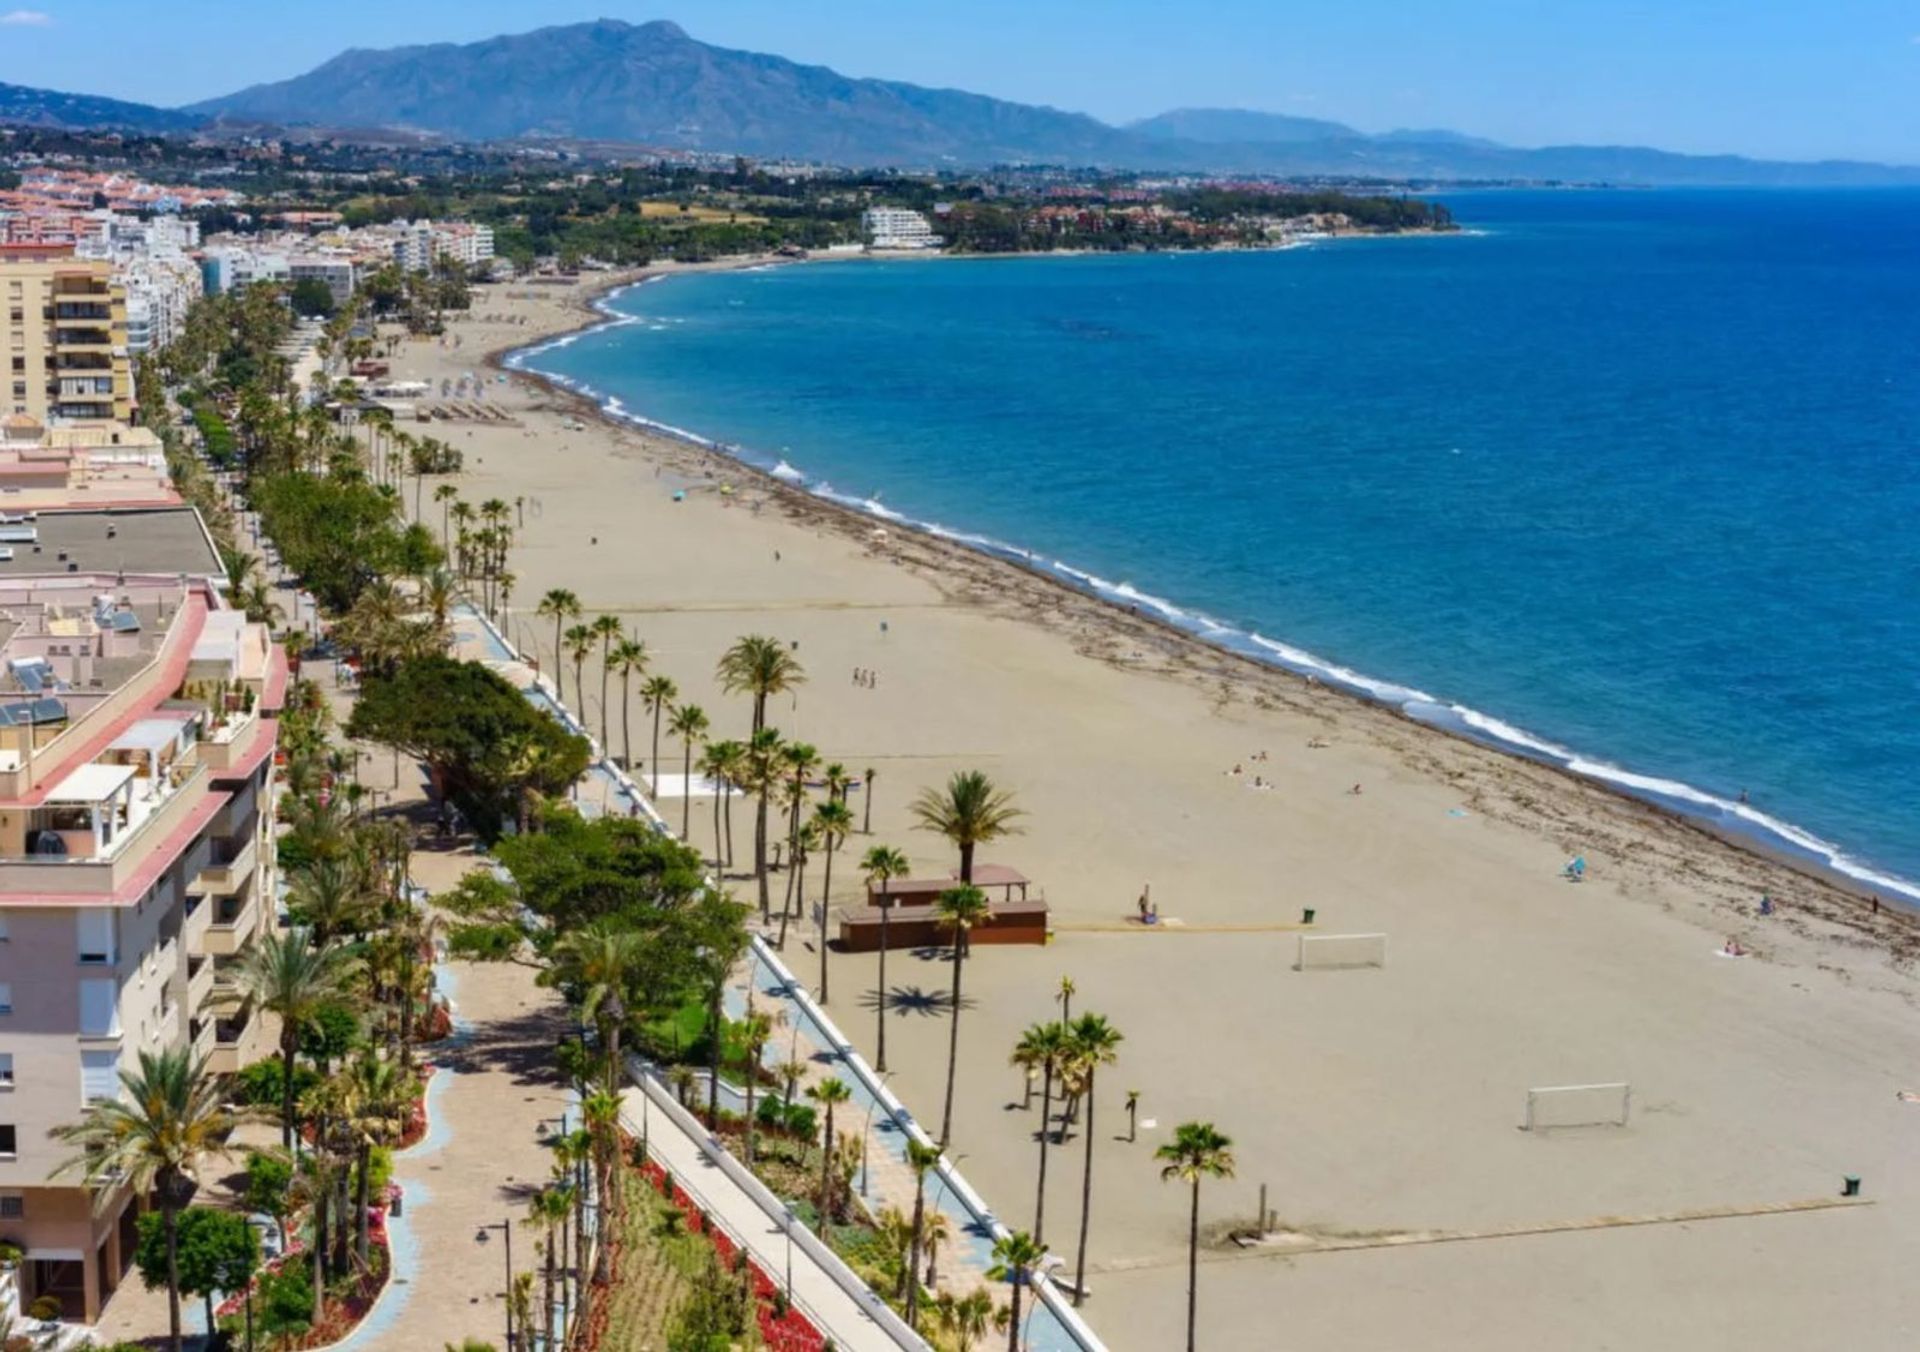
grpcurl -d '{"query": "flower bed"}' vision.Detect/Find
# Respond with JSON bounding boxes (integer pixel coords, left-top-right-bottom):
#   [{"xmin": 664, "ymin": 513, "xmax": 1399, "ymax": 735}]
[{"xmin": 214, "ymin": 1224, "xmax": 391, "ymax": 1351}]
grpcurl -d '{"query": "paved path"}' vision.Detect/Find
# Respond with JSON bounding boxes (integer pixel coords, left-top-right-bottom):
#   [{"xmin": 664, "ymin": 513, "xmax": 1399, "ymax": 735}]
[{"xmin": 618, "ymin": 1080, "xmax": 914, "ymax": 1352}]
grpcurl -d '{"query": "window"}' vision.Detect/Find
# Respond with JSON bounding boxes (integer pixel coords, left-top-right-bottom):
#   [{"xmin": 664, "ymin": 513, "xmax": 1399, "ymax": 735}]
[
  {"xmin": 0, "ymin": 913, "xmax": 7, "ymax": 942},
  {"xmin": 0, "ymin": 1195, "xmax": 21, "ymax": 1220},
  {"xmin": 0, "ymin": 983, "xmax": 10, "ymax": 1015},
  {"xmin": 80, "ymin": 1049, "xmax": 117, "ymax": 1102},
  {"xmin": 0, "ymin": 1052, "xmax": 11, "ymax": 1086},
  {"xmin": 0, "ymin": 1125, "xmax": 15, "ymax": 1157},
  {"xmin": 77, "ymin": 911, "xmax": 114, "ymax": 966},
  {"xmin": 78, "ymin": 979, "xmax": 115, "ymax": 1036}
]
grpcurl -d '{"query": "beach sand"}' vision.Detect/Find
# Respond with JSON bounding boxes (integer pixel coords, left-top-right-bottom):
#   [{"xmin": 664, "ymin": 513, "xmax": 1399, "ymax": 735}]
[{"xmin": 394, "ymin": 269, "xmax": 1918, "ymax": 1350}]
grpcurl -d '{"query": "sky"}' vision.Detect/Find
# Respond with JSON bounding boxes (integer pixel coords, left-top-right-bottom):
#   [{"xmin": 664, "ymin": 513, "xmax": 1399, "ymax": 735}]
[{"xmin": 2, "ymin": 1, "xmax": 1918, "ymax": 163}]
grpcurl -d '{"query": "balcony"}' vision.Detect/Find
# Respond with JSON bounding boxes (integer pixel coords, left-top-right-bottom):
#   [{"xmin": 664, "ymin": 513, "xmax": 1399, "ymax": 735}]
[
  {"xmin": 199, "ymin": 889, "xmax": 258, "ymax": 957},
  {"xmin": 193, "ymin": 832, "xmax": 256, "ymax": 898},
  {"xmin": 182, "ymin": 891, "xmax": 211, "ymax": 950},
  {"xmin": 186, "ymin": 953, "xmax": 213, "ymax": 1013},
  {"xmin": 209, "ymin": 1005, "xmax": 255, "ymax": 1074},
  {"xmin": 189, "ymin": 1014, "xmax": 216, "ymax": 1065},
  {"xmin": 0, "ymin": 763, "xmax": 215, "ymax": 901}
]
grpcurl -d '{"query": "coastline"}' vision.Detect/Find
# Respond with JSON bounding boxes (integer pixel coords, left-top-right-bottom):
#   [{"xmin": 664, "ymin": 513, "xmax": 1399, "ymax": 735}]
[
  {"xmin": 494, "ymin": 258, "xmax": 1917, "ymax": 929},
  {"xmin": 430, "ymin": 263, "xmax": 1920, "ymax": 1351}
]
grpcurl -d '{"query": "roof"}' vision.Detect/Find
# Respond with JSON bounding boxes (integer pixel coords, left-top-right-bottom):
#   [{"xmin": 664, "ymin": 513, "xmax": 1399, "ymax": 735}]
[
  {"xmin": 45, "ymin": 760, "xmax": 136, "ymax": 803},
  {"xmin": 962, "ymin": 864, "xmax": 1030, "ymax": 886},
  {"xmin": 109, "ymin": 716, "xmax": 188, "ymax": 753},
  {"xmin": 0, "ymin": 508, "xmax": 221, "ymax": 581}
]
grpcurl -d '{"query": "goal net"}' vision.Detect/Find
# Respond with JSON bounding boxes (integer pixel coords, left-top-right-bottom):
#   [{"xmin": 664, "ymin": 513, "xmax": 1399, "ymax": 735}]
[
  {"xmin": 1524, "ymin": 1083, "xmax": 1631, "ymax": 1131},
  {"xmin": 1295, "ymin": 932, "xmax": 1388, "ymax": 970}
]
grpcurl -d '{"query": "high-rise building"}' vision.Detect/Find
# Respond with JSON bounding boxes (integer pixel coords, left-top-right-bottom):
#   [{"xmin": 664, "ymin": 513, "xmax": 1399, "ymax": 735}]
[
  {"xmin": 0, "ymin": 244, "xmax": 133, "ymax": 424},
  {"xmin": 0, "ymin": 508, "xmax": 285, "ymax": 1321}
]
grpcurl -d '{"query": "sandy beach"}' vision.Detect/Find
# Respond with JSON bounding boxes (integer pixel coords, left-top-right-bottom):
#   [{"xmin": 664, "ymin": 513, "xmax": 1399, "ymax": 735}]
[{"xmin": 392, "ymin": 267, "xmax": 1919, "ymax": 1350}]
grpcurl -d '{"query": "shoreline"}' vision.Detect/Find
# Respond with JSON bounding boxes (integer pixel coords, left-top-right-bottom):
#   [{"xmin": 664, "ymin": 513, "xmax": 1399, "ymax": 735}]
[{"xmin": 490, "ymin": 260, "xmax": 1918, "ymax": 926}]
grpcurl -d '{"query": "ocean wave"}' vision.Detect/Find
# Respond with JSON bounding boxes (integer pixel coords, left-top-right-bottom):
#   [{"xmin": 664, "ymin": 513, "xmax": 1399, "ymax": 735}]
[{"xmin": 508, "ymin": 274, "xmax": 1920, "ymax": 909}]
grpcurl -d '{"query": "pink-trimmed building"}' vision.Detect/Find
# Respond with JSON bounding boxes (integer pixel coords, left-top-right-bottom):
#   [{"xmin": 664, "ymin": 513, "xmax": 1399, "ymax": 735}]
[{"xmin": 0, "ymin": 551, "xmax": 285, "ymax": 1319}]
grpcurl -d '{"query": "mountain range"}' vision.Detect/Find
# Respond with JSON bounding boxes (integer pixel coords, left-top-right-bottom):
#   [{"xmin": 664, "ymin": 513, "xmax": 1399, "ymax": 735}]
[{"xmin": 8, "ymin": 18, "xmax": 1919, "ymax": 186}]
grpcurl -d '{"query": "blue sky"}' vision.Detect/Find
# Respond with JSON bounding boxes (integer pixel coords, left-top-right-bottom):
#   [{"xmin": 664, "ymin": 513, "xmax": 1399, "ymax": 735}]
[{"xmin": 2, "ymin": 1, "xmax": 1917, "ymax": 162}]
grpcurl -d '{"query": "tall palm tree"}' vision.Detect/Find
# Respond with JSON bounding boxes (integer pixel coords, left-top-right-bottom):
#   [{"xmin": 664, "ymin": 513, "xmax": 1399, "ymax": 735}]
[
  {"xmin": 1156, "ymin": 1122, "xmax": 1236, "ymax": 1352},
  {"xmin": 591, "ymin": 614, "xmax": 623, "ymax": 749},
  {"xmin": 778, "ymin": 820, "xmax": 819, "ymax": 953},
  {"xmin": 716, "ymin": 634, "xmax": 806, "ymax": 734},
  {"xmin": 340, "ymin": 1052, "xmax": 414, "ymax": 1266},
  {"xmin": 667, "ymin": 704, "xmax": 710, "ymax": 839},
  {"xmin": 934, "ymin": 885, "xmax": 991, "ymax": 1147},
  {"xmin": 434, "ymin": 483, "xmax": 460, "ymax": 555},
  {"xmin": 777, "ymin": 742, "xmax": 822, "ymax": 918},
  {"xmin": 536, "ymin": 589, "xmax": 581, "ymax": 701},
  {"xmin": 583, "ymin": 1090, "xmax": 623, "ymax": 1285},
  {"xmin": 715, "ymin": 738, "xmax": 749, "ymax": 871},
  {"xmin": 862, "ymin": 765, "xmax": 878, "ymax": 834},
  {"xmin": 551, "ymin": 920, "xmax": 647, "ymax": 1086},
  {"xmin": 805, "ymin": 1077, "xmax": 853, "ymax": 1220},
  {"xmin": 1057, "ymin": 976, "xmax": 1076, "ymax": 1024},
  {"xmin": 608, "ymin": 637, "xmax": 650, "ymax": 771},
  {"xmin": 640, "ymin": 674, "xmax": 677, "ymax": 793},
  {"xmin": 987, "ymin": 1230, "xmax": 1048, "ymax": 1352},
  {"xmin": 529, "ymin": 1182, "xmax": 574, "ymax": 1352},
  {"xmin": 904, "ymin": 1137, "xmax": 943, "ymax": 1330},
  {"xmin": 1014, "ymin": 1021, "xmax": 1071, "ymax": 1244},
  {"xmin": 1067, "ymin": 1013, "xmax": 1123, "ymax": 1307},
  {"xmin": 563, "ymin": 624, "xmax": 596, "ymax": 729},
  {"xmin": 810, "ymin": 799, "xmax": 855, "ymax": 1004},
  {"xmin": 742, "ymin": 726, "xmax": 784, "ymax": 921},
  {"xmin": 860, "ymin": 845, "xmax": 910, "ymax": 1073},
  {"xmin": 49, "ymin": 1048, "xmax": 238, "ymax": 1352},
  {"xmin": 696, "ymin": 739, "xmax": 735, "ymax": 871},
  {"xmin": 911, "ymin": 770, "xmax": 1026, "ymax": 885},
  {"xmin": 233, "ymin": 928, "xmax": 359, "ymax": 1147}
]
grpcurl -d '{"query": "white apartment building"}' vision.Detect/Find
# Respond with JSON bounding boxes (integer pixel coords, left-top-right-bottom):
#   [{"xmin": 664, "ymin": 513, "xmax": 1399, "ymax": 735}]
[
  {"xmin": 198, "ymin": 245, "xmax": 290, "ymax": 296},
  {"xmin": 389, "ymin": 219, "xmax": 496, "ymax": 273},
  {"xmin": 289, "ymin": 252, "xmax": 357, "ymax": 308},
  {"xmin": 862, "ymin": 207, "xmax": 942, "ymax": 250}
]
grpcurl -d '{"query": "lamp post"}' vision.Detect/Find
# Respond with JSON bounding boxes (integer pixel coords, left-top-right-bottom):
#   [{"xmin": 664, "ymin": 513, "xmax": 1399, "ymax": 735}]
[
  {"xmin": 476, "ymin": 1219, "xmax": 515, "ymax": 1350},
  {"xmin": 857, "ymin": 1072, "xmax": 895, "ymax": 1198}
]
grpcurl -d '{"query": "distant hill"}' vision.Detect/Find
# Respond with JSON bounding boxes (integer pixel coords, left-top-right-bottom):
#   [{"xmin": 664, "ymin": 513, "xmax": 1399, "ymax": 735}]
[
  {"xmin": 1, "ymin": 19, "xmax": 1914, "ymax": 186},
  {"xmin": 0, "ymin": 81, "xmax": 200, "ymax": 134},
  {"xmin": 1129, "ymin": 108, "xmax": 1362, "ymax": 145},
  {"xmin": 186, "ymin": 19, "xmax": 1142, "ymax": 166}
]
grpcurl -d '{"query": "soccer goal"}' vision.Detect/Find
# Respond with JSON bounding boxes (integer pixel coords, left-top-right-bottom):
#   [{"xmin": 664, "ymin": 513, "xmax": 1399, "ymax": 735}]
[
  {"xmin": 1295, "ymin": 932, "xmax": 1388, "ymax": 970},
  {"xmin": 1523, "ymin": 1082, "xmax": 1632, "ymax": 1131}
]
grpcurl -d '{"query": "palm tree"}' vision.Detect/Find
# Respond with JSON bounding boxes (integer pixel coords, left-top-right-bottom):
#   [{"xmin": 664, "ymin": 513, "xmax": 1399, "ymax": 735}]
[
  {"xmin": 233, "ymin": 928, "xmax": 359, "ymax": 1147},
  {"xmin": 777, "ymin": 741, "xmax": 822, "ymax": 921},
  {"xmin": 551, "ymin": 920, "xmax": 647, "ymax": 1086},
  {"xmin": 1156, "ymin": 1122, "xmax": 1237, "ymax": 1352},
  {"xmin": 904, "ymin": 1137, "xmax": 943, "ymax": 1329},
  {"xmin": 935, "ymin": 1288, "xmax": 1003, "ymax": 1352},
  {"xmin": 529, "ymin": 1182, "xmax": 574, "ymax": 1352},
  {"xmin": 987, "ymin": 1230, "xmax": 1048, "ymax": 1352},
  {"xmin": 49, "ymin": 1048, "xmax": 238, "ymax": 1352},
  {"xmin": 860, "ymin": 845, "xmax": 910, "ymax": 1073},
  {"xmin": 921, "ymin": 1208, "xmax": 953, "ymax": 1288},
  {"xmin": 778, "ymin": 820, "xmax": 819, "ymax": 952},
  {"xmin": 667, "ymin": 703, "xmax": 710, "ymax": 839},
  {"xmin": 911, "ymin": 770, "xmax": 1025, "ymax": 884},
  {"xmin": 863, "ymin": 765, "xmax": 878, "ymax": 834},
  {"xmin": 286, "ymin": 856, "xmax": 375, "ymax": 942},
  {"xmin": 1014, "ymin": 1021, "xmax": 1071, "ymax": 1244},
  {"xmin": 640, "ymin": 674, "xmax": 677, "ymax": 792},
  {"xmin": 805, "ymin": 1077, "xmax": 853, "ymax": 1221},
  {"xmin": 934, "ymin": 885, "xmax": 992, "ymax": 1147},
  {"xmin": 742, "ymin": 726, "xmax": 784, "ymax": 921},
  {"xmin": 696, "ymin": 739, "xmax": 734, "ymax": 870},
  {"xmin": 607, "ymin": 638, "xmax": 649, "ymax": 771},
  {"xmin": 341, "ymin": 1053, "xmax": 414, "ymax": 1266},
  {"xmin": 583, "ymin": 1090, "xmax": 622, "ymax": 1285},
  {"xmin": 716, "ymin": 634, "xmax": 806, "ymax": 733},
  {"xmin": 536, "ymin": 589, "xmax": 581, "ymax": 702},
  {"xmin": 563, "ymin": 624, "xmax": 596, "ymax": 728},
  {"xmin": 591, "ymin": 614, "xmax": 623, "ymax": 748},
  {"xmin": 1057, "ymin": 975, "xmax": 1076, "ymax": 1024},
  {"xmin": 715, "ymin": 738, "xmax": 749, "ymax": 871},
  {"xmin": 434, "ymin": 483, "xmax": 460, "ymax": 554},
  {"xmin": 1067, "ymin": 1013, "xmax": 1123, "ymax": 1307},
  {"xmin": 739, "ymin": 1002, "xmax": 775, "ymax": 1153},
  {"xmin": 810, "ymin": 800, "xmax": 855, "ymax": 1004}
]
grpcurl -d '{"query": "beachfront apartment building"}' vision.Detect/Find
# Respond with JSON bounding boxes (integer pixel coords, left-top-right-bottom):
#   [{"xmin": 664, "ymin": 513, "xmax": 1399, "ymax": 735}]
[
  {"xmin": 0, "ymin": 246, "xmax": 133, "ymax": 425},
  {"xmin": 390, "ymin": 219, "xmax": 496, "ymax": 273},
  {"xmin": 199, "ymin": 245, "xmax": 291, "ymax": 297},
  {"xmin": 861, "ymin": 207, "xmax": 942, "ymax": 250},
  {"xmin": 0, "ymin": 507, "xmax": 286, "ymax": 1322},
  {"xmin": 288, "ymin": 253, "xmax": 358, "ymax": 309}
]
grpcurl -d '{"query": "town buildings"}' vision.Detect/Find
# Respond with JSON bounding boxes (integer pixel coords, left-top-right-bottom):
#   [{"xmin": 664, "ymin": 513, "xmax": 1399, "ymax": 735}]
[
  {"xmin": 0, "ymin": 505, "xmax": 285, "ymax": 1322},
  {"xmin": 0, "ymin": 245, "xmax": 133, "ymax": 425}
]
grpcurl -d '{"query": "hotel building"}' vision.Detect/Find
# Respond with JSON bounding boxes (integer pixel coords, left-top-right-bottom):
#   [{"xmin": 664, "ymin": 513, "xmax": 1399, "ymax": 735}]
[{"xmin": 0, "ymin": 246, "xmax": 133, "ymax": 425}]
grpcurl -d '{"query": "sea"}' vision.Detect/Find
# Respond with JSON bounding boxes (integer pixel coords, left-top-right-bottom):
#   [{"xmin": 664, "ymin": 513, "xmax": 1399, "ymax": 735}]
[{"xmin": 514, "ymin": 189, "xmax": 1920, "ymax": 902}]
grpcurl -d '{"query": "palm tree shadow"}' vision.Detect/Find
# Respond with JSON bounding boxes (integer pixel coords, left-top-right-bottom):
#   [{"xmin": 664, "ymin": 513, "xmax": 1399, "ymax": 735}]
[{"xmin": 858, "ymin": 985, "xmax": 973, "ymax": 1018}]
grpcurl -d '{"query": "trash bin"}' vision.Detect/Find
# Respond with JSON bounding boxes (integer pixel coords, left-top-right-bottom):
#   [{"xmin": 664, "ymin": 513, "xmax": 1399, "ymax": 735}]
[
  {"xmin": 1301, "ymin": 908, "xmax": 1317, "ymax": 925},
  {"xmin": 1842, "ymin": 1175, "xmax": 1861, "ymax": 1197}
]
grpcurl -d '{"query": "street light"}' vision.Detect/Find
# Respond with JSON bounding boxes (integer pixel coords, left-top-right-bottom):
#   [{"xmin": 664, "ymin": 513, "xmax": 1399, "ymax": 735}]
[
  {"xmin": 1028, "ymin": 1255, "xmax": 1067, "ymax": 1347},
  {"xmin": 476, "ymin": 1219, "xmax": 515, "ymax": 1350},
  {"xmin": 857, "ymin": 1072, "xmax": 896, "ymax": 1198}
]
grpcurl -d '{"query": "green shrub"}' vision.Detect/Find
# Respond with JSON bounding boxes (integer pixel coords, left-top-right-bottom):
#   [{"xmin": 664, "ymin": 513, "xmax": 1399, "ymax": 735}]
[
  {"xmin": 258, "ymin": 1263, "xmax": 313, "ymax": 1336},
  {"xmin": 232, "ymin": 1057, "xmax": 321, "ymax": 1107}
]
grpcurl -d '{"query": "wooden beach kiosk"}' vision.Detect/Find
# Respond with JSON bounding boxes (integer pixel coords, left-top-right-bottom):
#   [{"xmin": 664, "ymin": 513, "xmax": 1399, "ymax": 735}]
[{"xmin": 837, "ymin": 863, "xmax": 1049, "ymax": 950}]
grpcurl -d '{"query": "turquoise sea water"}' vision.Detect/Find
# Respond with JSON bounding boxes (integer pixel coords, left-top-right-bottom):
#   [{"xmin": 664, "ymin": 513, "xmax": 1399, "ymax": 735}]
[{"xmin": 516, "ymin": 190, "xmax": 1920, "ymax": 900}]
